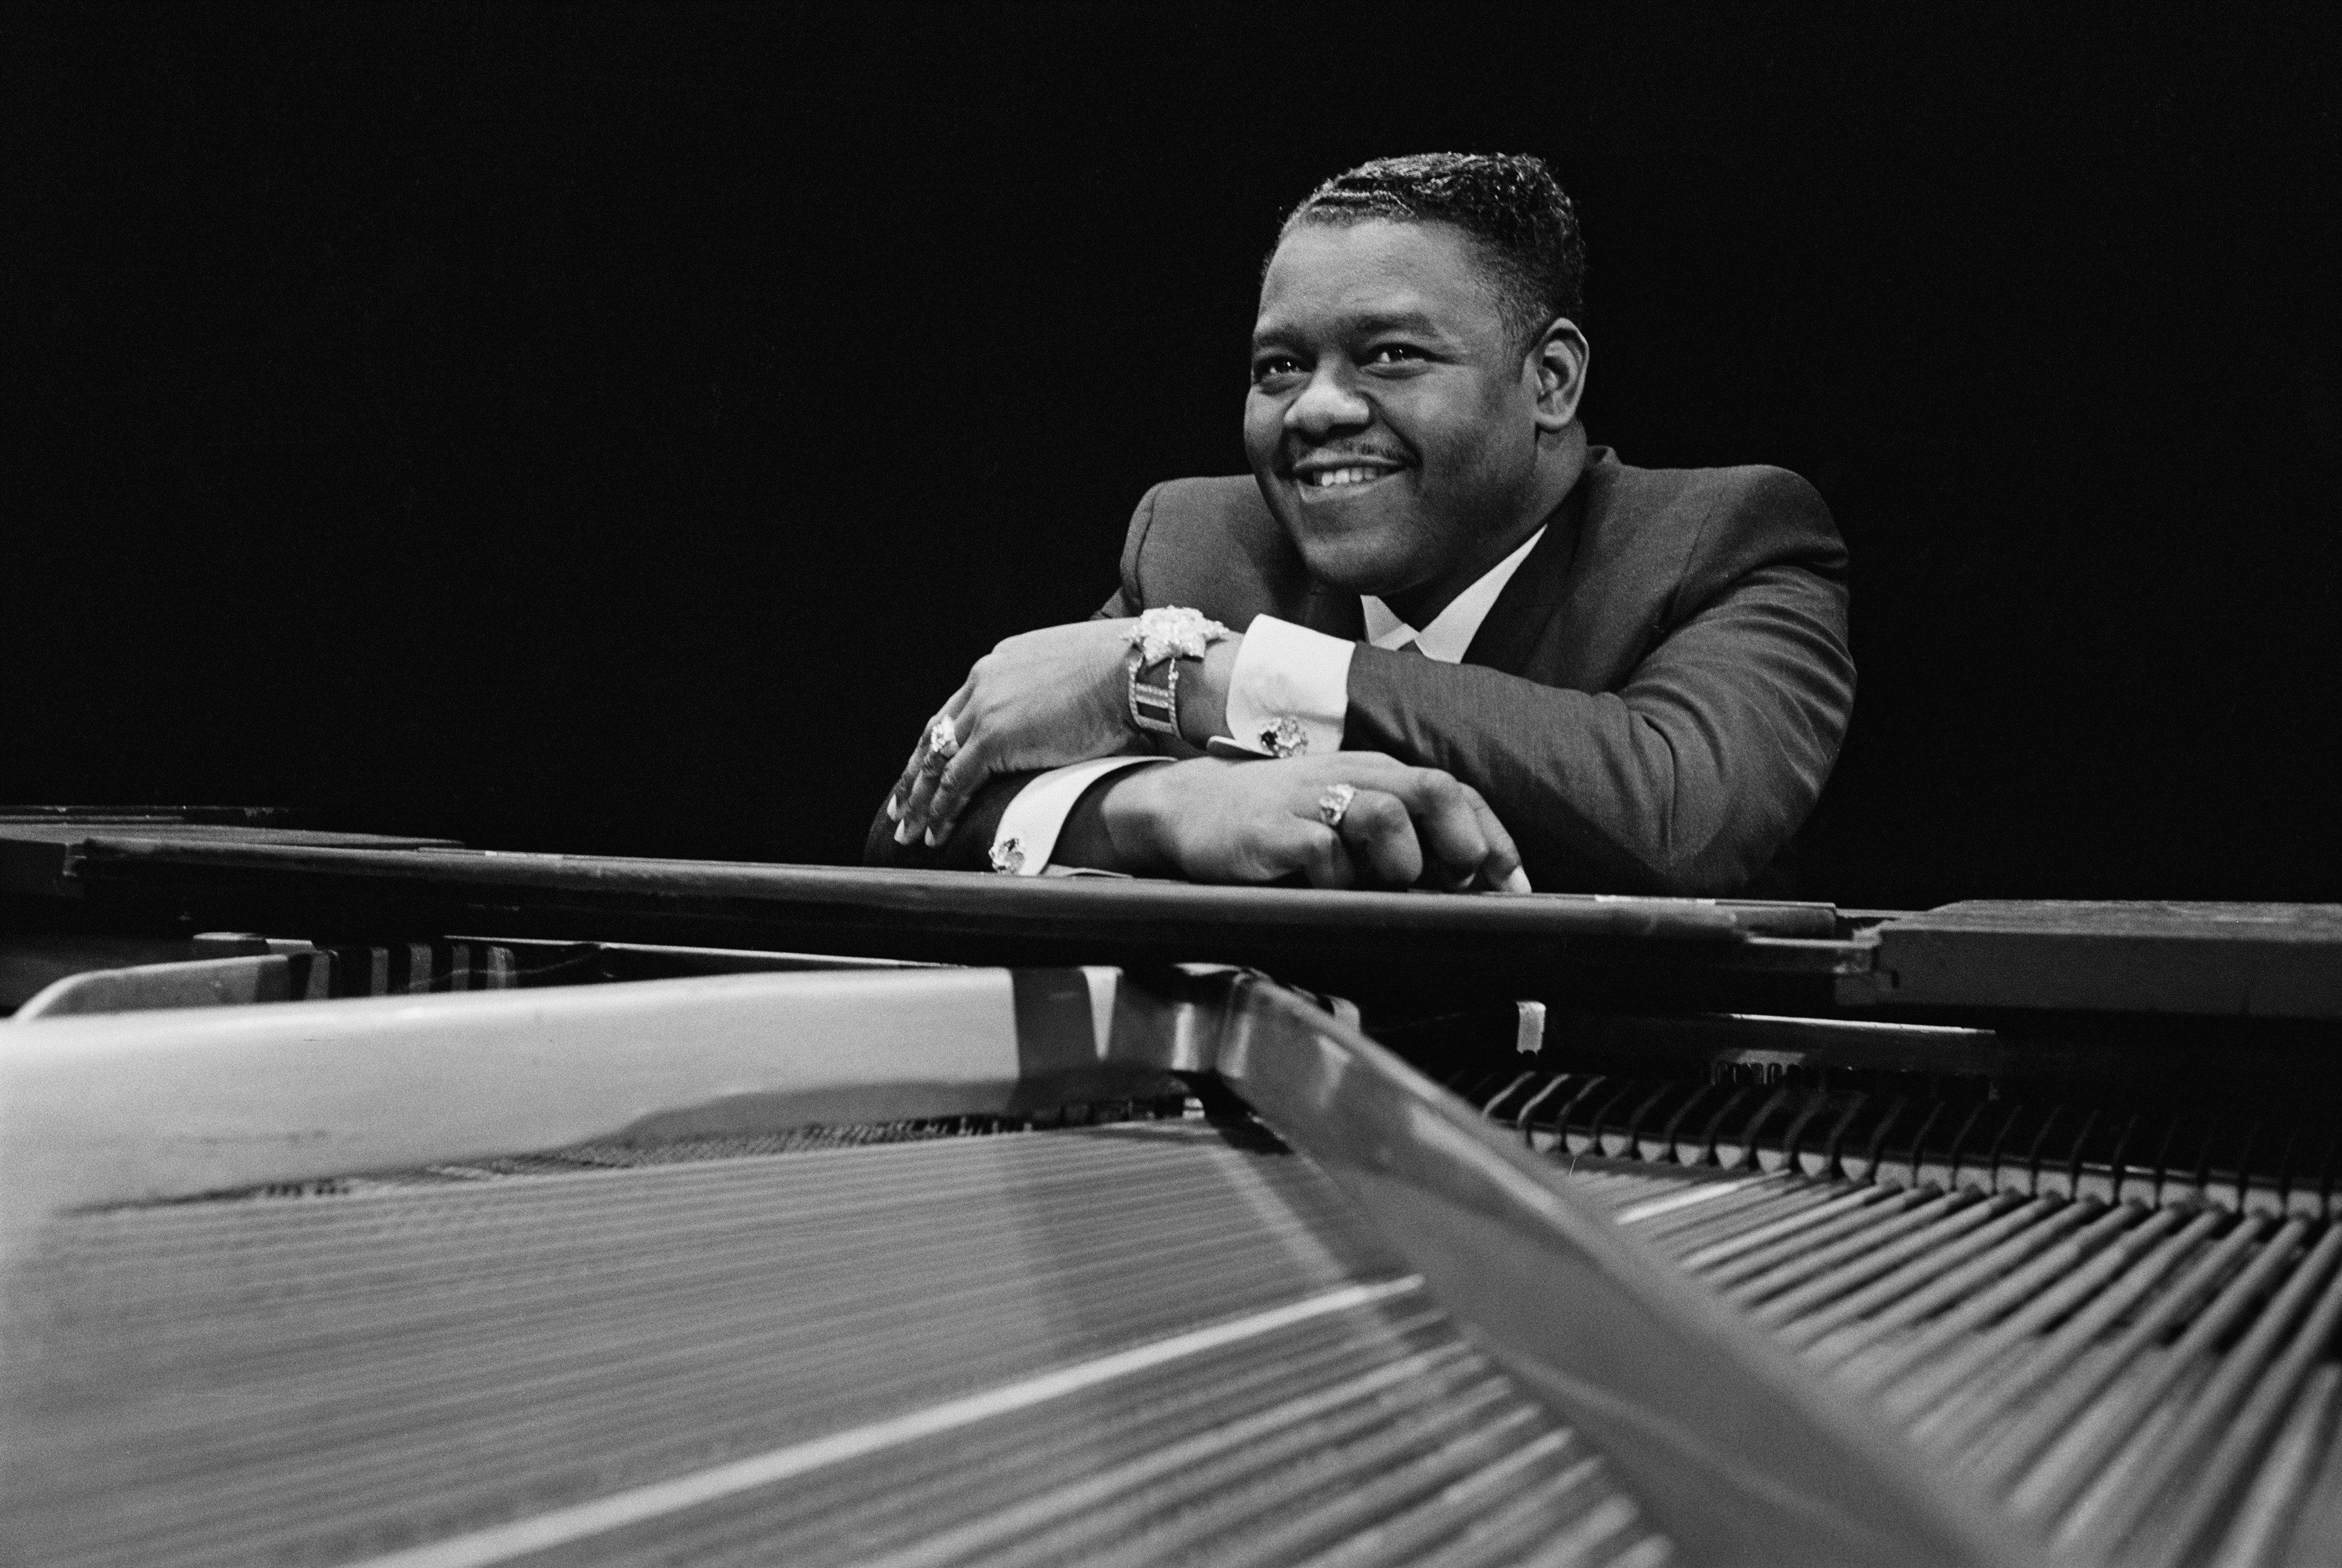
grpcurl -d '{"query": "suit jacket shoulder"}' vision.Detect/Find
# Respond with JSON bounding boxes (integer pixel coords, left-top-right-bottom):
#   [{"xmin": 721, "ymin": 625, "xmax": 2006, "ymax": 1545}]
[
  {"xmin": 1574, "ymin": 456, "xmax": 1841, "ymax": 603},
  {"xmin": 1535, "ymin": 453, "xmax": 1844, "ymax": 692}
]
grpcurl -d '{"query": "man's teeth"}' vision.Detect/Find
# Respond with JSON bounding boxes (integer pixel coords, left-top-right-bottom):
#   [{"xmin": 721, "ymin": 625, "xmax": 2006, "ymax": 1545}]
[{"xmin": 1306, "ymin": 466, "xmax": 1387, "ymax": 488}]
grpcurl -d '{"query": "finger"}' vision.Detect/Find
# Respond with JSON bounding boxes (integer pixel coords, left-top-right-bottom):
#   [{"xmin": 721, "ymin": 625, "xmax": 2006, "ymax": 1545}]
[
  {"xmin": 921, "ymin": 746, "xmax": 989, "ymax": 846},
  {"xmin": 1352, "ymin": 767, "xmax": 1515, "ymax": 890},
  {"xmin": 1363, "ymin": 768, "xmax": 1527, "ymax": 891},
  {"xmin": 1456, "ymin": 785, "xmax": 1530, "ymax": 891},
  {"xmin": 1277, "ymin": 757, "xmax": 1524, "ymax": 892},
  {"xmin": 1299, "ymin": 826, "xmax": 1356, "ymax": 889},
  {"xmin": 1335, "ymin": 789, "xmax": 1423, "ymax": 888},
  {"xmin": 892, "ymin": 679, "xmax": 977, "ymax": 816},
  {"xmin": 888, "ymin": 737, "xmax": 930, "ymax": 822},
  {"xmin": 1372, "ymin": 770, "xmax": 1486, "ymax": 887},
  {"xmin": 897, "ymin": 739, "xmax": 963, "ymax": 840},
  {"xmin": 1272, "ymin": 819, "xmax": 1354, "ymax": 889},
  {"xmin": 894, "ymin": 739, "xmax": 958, "ymax": 839}
]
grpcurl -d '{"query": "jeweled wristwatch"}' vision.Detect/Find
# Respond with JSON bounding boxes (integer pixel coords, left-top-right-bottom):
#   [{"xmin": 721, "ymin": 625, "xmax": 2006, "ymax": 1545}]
[{"xmin": 1125, "ymin": 607, "xmax": 1230, "ymax": 740}]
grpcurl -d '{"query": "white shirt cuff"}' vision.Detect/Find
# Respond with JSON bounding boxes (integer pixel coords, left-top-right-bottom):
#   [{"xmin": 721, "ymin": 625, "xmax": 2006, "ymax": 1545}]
[
  {"xmin": 1219, "ymin": 614, "xmax": 1353, "ymax": 757},
  {"xmin": 989, "ymin": 756, "xmax": 1165, "ymax": 875}
]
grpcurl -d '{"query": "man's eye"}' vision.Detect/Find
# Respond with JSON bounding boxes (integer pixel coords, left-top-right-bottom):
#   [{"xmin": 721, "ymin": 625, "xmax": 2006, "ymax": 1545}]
[
  {"xmin": 1252, "ymin": 356, "xmax": 1303, "ymax": 384},
  {"xmin": 1367, "ymin": 344, "xmax": 1425, "ymax": 366}
]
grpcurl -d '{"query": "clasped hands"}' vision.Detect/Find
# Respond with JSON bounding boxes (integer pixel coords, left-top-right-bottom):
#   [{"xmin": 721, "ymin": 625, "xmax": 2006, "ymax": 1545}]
[{"xmin": 887, "ymin": 619, "xmax": 1529, "ymax": 892}]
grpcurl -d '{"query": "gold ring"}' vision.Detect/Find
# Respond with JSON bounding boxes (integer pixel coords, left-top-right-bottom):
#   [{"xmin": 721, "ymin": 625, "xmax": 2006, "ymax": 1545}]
[{"xmin": 1316, "ymin": 783, "xmax": 1357, "ymax": 829}]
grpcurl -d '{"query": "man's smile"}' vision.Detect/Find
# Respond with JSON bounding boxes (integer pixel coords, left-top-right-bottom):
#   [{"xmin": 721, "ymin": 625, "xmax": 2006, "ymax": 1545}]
[{"xmin": 1289, "ymin": 453, "xmax": 1407, "ymax": 501}]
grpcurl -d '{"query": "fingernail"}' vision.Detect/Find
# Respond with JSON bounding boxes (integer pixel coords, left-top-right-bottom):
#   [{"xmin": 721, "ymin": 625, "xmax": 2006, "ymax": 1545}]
[
  {"xmin": 894, "ymin": 820, "xmax": 916, "ymax": 844},
  {"xmin": 886, "ymin": 796, "xmax": 902, "ymax": 822},
  {"xmin": 923, "ymin": 826, "xmax": 941, "ymax": 848},
  {"xmin": 1505, "ymin": 867, "xmax": 1533, "ymax": 894}
]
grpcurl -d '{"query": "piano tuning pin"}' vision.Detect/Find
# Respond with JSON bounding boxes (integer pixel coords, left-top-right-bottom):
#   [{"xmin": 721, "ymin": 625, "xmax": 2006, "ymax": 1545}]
[
  {"xmin": 1976, "ymin": 1099, "xmax": 2035, "ymax": 1195},
  {"xmin": 1912, "ymin": 1100, "xmax": 1989, "ymax": 1193},
  {"xmin": 2077, "ymin": 1108, "xmax": 2134, "ymax": 1207},
  {"xmin": 2001, "ymin": 1102, "xmax": 2064, "ymax": 1199},
  {"xmin": 2158, "ymin": 1113, "xmax": 2218, "ymax": 1211},
  {"xmin": 1565, "ymin": 1079, "xmax": 1641, "ymax": 1159},
  {"xmin": 1604, "ymin": 1081, "xmax": 1684, "ymax": 1159},
  {"xmin": 2290, "ymin": 1121, "xmax": 2342, "ymax": 1221},
  {"xmin": 2197, "ymin": 1112, "xmax": 2258, "ymax": 1213},
  {"xmin": 1513, "ymin": 1074, "xmax": 1581, "ymax": 1152},
  {"xmin": 1643, "ymin": 1083, "xmax": 1718, "ymax": 1164},
  {"xmin": 1767, "ymin": 1092, "xmax": 1842, "ymax": 1177},
  {"xmin": 1880, "ymin": 1100, "xmax": 1946, "ymax": 1192},
  {"xmin": 2221, "ymin": 1118, "xmax": 2282, "ymax": 1216},
  {"xmin": 2243, "ymin": 1120, "xmax": 2299, "ymax": 1218},
  {"xmin": 1835, "ymin": 1096, "xmax": 1908, "ymax": 1187},
  {"xmin": 2118, "ymin": 1110, "xmax": 2178, "ymax": 1209},
  {"xmin": 1527, "ymin": 1078, "xmax": 1602, "ymax": 1148},
  {"xmin": 1677, "ymin": 1085, "xmax": 1752, "ymax": 1169},
  {"xmin": 2048, "ymin": 1106, "xmax": 2116, "ymax": 1203},
  {"xmin": 1477, "ymin": 1071, "xmax": 1544, "ymax": 1122},
  {"xmin": 1798, "ymin": 1092, "xmax": 1871, "ymax": 1181},
  {"xmin": 1714, "ymin": 1085, "xmax": 1794, "ymax": 1172},
  {"xmin": 1456, "ymin": 1071, "xmax": 1501, "ymax": 1108},
  {"xmin": 1963, "ymin": 1099, "xmax": 2022, "ymax": 1193}
]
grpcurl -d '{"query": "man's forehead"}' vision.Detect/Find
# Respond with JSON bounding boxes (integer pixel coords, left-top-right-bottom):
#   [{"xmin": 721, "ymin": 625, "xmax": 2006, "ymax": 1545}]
[{"xmin": 1253, "ymin": 219, "xmax": 1503, "ymax": 342}]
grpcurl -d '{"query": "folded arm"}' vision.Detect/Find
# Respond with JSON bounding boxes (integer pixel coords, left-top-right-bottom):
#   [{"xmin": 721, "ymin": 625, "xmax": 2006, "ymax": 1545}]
[
  {"xmin": 866, "ymin": 749, "xmax": 1526, "ymax": 894},
  {"xmin": 869, "ymin": 470, "xmax": 1851, "ymax": 894},
  {"xmin": 1341, "ymin": 474, "xmax": 1852, "ymax": 893}
]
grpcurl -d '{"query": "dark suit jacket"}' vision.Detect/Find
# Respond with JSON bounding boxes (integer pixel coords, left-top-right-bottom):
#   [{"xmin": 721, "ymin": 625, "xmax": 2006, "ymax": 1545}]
[{"xmin": 868, "ymin": 446, "xmax": 1854, "ymax": 896}]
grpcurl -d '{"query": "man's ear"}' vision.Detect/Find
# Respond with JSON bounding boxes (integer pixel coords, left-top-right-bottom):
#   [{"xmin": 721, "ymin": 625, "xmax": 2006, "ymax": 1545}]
[{"xmin": 1525, "ymin": 318, "xmax": 1590, "ymax": 433}]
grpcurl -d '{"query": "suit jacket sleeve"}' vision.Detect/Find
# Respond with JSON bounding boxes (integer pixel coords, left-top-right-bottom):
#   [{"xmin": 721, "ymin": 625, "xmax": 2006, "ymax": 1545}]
[{"xmin": 1343, "ymin": 469, "xmax": 1853, "ymax": 895}]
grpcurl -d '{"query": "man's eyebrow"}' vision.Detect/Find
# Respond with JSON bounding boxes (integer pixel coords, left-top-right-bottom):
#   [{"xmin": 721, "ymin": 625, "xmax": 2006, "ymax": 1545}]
[
  {"xmin": 1250, "ymin": 308, "xmax": 1456, "ymax": 351},
  {"xmin": 1345, "ymin": 308, "xmax": 1450, "ymax": 337}
]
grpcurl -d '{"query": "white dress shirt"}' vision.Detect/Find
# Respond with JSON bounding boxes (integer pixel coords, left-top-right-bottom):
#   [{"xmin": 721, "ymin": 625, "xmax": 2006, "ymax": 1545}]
[{"xmin": 991, "ymin": 526, "xmax": 1547, "ymax": 874}]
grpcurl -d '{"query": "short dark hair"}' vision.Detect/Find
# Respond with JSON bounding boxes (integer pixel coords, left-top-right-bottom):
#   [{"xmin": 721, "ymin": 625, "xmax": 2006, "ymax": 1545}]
[{"xmin": 1274, "ymin": 152, "xmax": 1586, "ymax": 349}]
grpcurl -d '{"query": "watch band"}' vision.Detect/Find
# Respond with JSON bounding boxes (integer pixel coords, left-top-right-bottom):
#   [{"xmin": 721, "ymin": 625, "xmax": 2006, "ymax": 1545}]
[
  {"xmin": 1123, "ymin": 606, "xmax": 1230, "ymax": 743},
  {"xmin": 1126, "ymin": 649, "xmax": 1181, "ymax": 738}
]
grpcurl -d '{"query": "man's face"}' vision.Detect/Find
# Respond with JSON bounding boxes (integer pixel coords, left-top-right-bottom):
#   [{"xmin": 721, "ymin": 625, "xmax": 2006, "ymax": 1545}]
[{"xmin": 1245, "ymin": 219, "xmax": 1545, "ymax": 600}]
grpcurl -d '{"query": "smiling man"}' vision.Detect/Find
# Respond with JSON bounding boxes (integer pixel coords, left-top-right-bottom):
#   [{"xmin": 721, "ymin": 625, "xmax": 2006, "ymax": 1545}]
[{"xmin": 867, "ymin": 153, "xmax": 1854, "ymax": 896}]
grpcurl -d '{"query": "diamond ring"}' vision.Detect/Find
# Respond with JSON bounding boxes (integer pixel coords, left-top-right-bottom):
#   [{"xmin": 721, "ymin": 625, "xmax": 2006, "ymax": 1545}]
[
  {"xmin": 1316, "ymin": 783, "xmax": 1357, "ymax": 830},
  {"xmin": 926, "ymin": 712, "xmax": 961, "ymax": 761}
]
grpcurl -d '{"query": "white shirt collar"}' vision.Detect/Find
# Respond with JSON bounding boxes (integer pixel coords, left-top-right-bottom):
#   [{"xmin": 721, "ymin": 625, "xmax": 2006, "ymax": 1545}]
[{"xmin": 1360, "ymin": 525, "xmax": 1546, "ymax": 662}]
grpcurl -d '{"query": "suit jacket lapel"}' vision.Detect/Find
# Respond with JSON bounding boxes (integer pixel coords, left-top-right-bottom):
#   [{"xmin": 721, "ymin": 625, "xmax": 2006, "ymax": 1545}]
[{"xmin": 1459, "ymin": 469, "xmax": 1590, "ymax": 674}]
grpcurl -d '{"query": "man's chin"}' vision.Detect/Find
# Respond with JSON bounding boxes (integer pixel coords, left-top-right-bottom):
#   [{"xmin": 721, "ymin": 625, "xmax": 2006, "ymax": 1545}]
[
  {"xmin": 1287, "ymin": 530, "xmax": 1425, "ymax": 599},
  {"xmin": 1256, "ymin": 475, "xmax": 1427, "ymax": 593}
]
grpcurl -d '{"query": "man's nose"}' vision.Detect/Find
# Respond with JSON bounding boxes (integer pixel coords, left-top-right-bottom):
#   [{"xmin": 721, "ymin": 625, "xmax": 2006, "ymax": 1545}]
[{"xmin": 1284, "ymin": 365, "xmax": 1371, "ymax": 437}]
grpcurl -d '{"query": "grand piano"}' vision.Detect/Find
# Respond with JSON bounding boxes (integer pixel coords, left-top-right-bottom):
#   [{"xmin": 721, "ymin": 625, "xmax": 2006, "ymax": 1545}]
[{"xmin": 5, "ymin": 808, "xmax": 2339, "ymax": 1568}]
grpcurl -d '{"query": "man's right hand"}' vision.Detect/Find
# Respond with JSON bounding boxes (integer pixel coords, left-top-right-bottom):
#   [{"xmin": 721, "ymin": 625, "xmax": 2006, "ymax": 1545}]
[{"xmin": 1072, "ymin": 754, "xmax": 1531, "ymax": 892}]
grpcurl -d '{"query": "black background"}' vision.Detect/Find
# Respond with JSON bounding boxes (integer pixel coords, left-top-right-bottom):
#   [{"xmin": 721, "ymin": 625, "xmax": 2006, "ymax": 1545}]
[{"xmin": 7, "ymin": 2, "xmax": 2337, "ymax": 908}]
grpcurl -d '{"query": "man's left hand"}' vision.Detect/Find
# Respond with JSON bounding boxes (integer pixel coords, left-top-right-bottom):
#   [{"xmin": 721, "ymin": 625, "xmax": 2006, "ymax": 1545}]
[{"xmin": 889, "ymin": 619, "xmax": 1139, "ymax": 846}]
